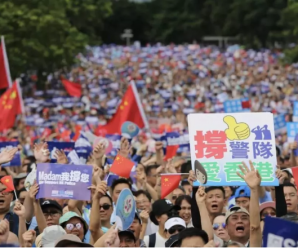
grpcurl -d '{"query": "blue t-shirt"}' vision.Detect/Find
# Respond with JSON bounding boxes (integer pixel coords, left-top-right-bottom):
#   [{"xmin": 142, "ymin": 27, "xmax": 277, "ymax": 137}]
[
  {"xmin": 259, "ymin": 191, "xmax": 272, "ymax": 203},
  {"xmin": 82, "ymin": 204, "xmax": 91, "ymax": 243}
]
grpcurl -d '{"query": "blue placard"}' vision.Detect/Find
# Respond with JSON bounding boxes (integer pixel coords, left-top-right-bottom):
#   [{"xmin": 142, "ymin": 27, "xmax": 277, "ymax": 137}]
[
  {"xmin": 286, "ymin": 122, "xmax": 298, "ymax": 141},
  {"xmin": 115, "ymin": 188, "xmax": 136, "ymax": 231},
  {"xmin": 105, "ymin": 134, "xmax": 121, "ymax": 156},
  {"xmin": 274, "ymin": 114, "xmax": 287, "ymax": 133},
  {"xmin": 295, "ymin": 134, "xmax": 298, "ymax": 157},
  {"xmin": 48, "ymin": 142, "xmax": 75, "ymax": 163},
  {"xmin": 158, "ymin": 132, "xmax": 190, "ymax": 154},
  {"xmin": 0, "ymin": 142, "xmax": 21, "ymax": 166},
  {"xmin": 74, "ymin": 135, "xmax": 92, "ymax": 164},
  {"xmin": 263, "ymin": 216, "xmax": 298, "ymax": 247},
  {"xmin": 294, "ymin": 101, "xmax": 298, "ymax": 116},
  {"xmin": 223, "ymin": 98, "xmax": 250, "ymax": 113},
  {"xmin": 36, "ymin": 163, "xmax": 92, "ymax": 201}
]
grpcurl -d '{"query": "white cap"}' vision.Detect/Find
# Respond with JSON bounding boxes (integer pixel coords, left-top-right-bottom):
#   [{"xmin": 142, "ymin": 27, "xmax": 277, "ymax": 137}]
[{"xmin": 165, "ymin": 217, "xmax": 186, "ymax": 230}]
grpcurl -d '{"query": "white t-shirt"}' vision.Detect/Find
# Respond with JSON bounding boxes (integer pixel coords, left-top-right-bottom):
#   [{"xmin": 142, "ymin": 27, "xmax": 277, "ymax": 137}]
[
  {"xmin": 144, "ymin": 231, "xmax": 167, "ymax": 247},
  {"xmin": 145, "ymin": 219, "xmax": 159, "ymax": 236}
]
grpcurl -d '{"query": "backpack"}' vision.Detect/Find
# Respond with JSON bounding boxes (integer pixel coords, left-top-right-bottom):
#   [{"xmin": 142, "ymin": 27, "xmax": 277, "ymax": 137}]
[
  {"xmin": 148, "ymin": 233, "xmax": 156, "ymax": 247},
  {"xmin": 8, "ymin": 213, "xmax": 14, "ymax": 233}
]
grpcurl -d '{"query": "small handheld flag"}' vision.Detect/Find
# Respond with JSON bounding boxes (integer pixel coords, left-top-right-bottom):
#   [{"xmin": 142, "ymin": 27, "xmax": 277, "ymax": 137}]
[
  {"xmin": 110, "ymin": 155, "xmax": 135, "ymax": 178},
  {"xmin": 0, "ymin": 175, "xmax": 17, "ymax": 199}
]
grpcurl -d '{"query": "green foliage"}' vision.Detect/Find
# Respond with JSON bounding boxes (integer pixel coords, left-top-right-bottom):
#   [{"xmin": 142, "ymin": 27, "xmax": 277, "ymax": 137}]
[
  {"xmin": 101, "ymin": 0, "xmax": 152, "ymax": 44},
  {"xmin": 148, "ymin": 0, "xmax": 208, "ymax": 43},
  {"xmin": 65, "ymin": 0, "xmax": 112, "ymax": 44},
  {"xmin": 0, "ymin": 0, "xmax": 111, "ymax": 79},
  {"xmin": 3, "ymin": 0, "xmax": 298, "ymax": 74}
]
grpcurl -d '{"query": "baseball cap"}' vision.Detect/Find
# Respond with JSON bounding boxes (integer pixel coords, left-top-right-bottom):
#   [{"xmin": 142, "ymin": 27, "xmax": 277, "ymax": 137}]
[
  {"xmin": 150, "ymin": 199, "xmax": 181, "ymax": 225},
  {"xmin": 41, "ymin": 225, "xmax": 66, "ymax": 247},
  {"xmin": 259, "ymin": 201, "xmax": 276, "ymax": 213},
  {"xmin": 225, "ymin": 206, "xmax": 250, "ymax": 223},
  {"xmin": 59, "ymin": 211, "xmax": 88, "ymax": 235},
  {"xmin": 234, "ymin": 186, "xmax": 250, "ymax": 199},
  {"xmin": 14, "ymin": 173, "xmax": 27, "ymax": 179},
  {"xmin": 55, "ymin": 234, "xmax": 93, "ymax": 247},
  {"xmin": 165, "ymin": 217, "xmax": 186, "ymax": 230},
  {"xmin": 118, "ymin": 230, "xmax": 136, "ymax": 242},
  {"xmin": 165, "ymin": 233, "xmax": 180, "ymax": 247},
  {"xmin": 40, "ymin": 200, "xmax": 62, "ymax": 212}
]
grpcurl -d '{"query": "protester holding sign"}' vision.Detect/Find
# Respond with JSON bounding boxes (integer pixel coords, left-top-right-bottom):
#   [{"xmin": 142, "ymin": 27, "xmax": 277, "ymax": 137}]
[{"xmin": 2, "ymin": 41, "xmax": 298, "ymax": 248}]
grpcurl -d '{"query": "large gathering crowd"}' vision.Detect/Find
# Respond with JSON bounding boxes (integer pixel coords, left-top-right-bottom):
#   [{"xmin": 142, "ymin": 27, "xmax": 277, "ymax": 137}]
[{"xmin": 0, "ymin": 44, "xmax": 297, "ymax": 247}]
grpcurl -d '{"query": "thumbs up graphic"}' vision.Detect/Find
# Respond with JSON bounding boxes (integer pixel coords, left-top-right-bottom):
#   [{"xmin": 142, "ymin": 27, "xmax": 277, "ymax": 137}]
[{"xmin": 224, "ymin": 116, "xmax": 250, "ymax": 141}]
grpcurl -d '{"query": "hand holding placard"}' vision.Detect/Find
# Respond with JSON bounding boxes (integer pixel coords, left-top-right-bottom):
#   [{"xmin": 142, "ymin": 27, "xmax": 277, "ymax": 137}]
[{"xmin": 0, "ymin": 147, "xmax": 18, "ymax": 165}]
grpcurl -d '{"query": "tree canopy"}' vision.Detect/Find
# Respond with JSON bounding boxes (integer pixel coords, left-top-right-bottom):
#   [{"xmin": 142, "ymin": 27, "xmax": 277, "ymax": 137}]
[{"xmin": 2, "ymin": 0, "xmax": 298, "ymax": 77}]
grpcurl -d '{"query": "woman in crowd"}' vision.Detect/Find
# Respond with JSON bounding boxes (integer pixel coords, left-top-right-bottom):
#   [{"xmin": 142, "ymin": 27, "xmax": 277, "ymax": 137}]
[
  {"xmin": 175, "ymin": 195, "xmax": 193, "ymax": 228},
  {"xmin": 212, "ymin": 214, "xmax": 230, "ymax": 243},
  {"xmin": 59, "ymin": 211, "xmax": 88, "ymax": 242}
]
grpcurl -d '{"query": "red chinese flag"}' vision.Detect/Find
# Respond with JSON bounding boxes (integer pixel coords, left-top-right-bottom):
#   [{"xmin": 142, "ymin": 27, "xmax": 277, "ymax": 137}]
[
  {"xmin": 110, "ymin": 155, "xmax": 135, "ymax": 178},
  {"xmin": 60, "ymin": 130, "xmax": 72, "ymax": 142},
  {"xmin": 163, "ymin": 145, "xmax": 179, "ymax": 161},
  {"xmin": 241, "ymin": 100, "xmax": 251, "ymax": 109},
  {"xmin": 72, "ymin": 125, "xmax": 82, "ymax": 141},
  {"xmin": 41, "ymin": 127, "xmax": 52, "ymax": 138},
  {"xmin": 0, "ymin": 81, "xmax": 24, "ymax": 131},
  {"xmin": 161, "ymin": 174, "xmax": 181, "ymax": 199},
  {"xmin": 0, "ymin": 36, "xmax": 12, "ymax": 89},
  {"xmin": 292, "ymin": 167, "xmax": 298, "ymax": 186},
  {"xmin": 96, "ymin": 82, "xmax": 148, "ymax": 135},
  {"xmin": 0, "ymin": 176, "xmax": 15, "ymax": 192},
  {"xmin": 61, "ymin": 79, "xmax": 82, "ymax": 97}
]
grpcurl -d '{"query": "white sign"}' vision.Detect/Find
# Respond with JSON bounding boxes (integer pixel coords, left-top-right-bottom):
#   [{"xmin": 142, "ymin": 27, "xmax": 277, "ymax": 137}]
[{"xmin": 187, "ymin": 113, "xmax": 278, "ymax": 186}]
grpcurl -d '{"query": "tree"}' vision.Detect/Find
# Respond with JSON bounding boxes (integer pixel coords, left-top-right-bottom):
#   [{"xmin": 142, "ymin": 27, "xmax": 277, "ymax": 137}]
[
  {"xmin": 0, "ymin": 0, "xmax": 111, "ymax": 81},
  {"xmin": 149, "ymin": 0, "xmax": 207, "ymax": 44},
  {"xmin": 101, "ymin": 0, "xmax": 152, "ymax": 44},
  {"xmin": 65, "ymin": 0, "xmax": 112, "ymax": 45},
  {"xmin": 223, "ymin": 0, "xmax": 286, "ymax": 47}
]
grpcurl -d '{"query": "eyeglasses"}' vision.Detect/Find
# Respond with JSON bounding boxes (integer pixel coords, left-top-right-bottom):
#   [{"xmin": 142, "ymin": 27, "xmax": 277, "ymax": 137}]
[
  {"xmin": 0, "ymin": 190, "xmax": 11, "ymax": 196},
  {"xmin": 213, "ymin": 223, "xmax": 226, "ymax": 230},
  {"xmin": 99, "ymin": 204, "xmax": 112, "ymax": 210},
  {"xmin": 168, "ymin": 226, "xmax": 185, "ymax": 235},
  {"xmin": 66, "ymin": 223, "xmax": 82, "ymax": 231},
  {"xmin": 43, "ymin": 211, "xmax": 61, "ymax": 218},
  {"xmin": 172, "ymin": 195, "xmax": 183, "ymax": 200},
  {"xmin": 136, "ymin": 200, "xmax": 149, "ymax": 205}
]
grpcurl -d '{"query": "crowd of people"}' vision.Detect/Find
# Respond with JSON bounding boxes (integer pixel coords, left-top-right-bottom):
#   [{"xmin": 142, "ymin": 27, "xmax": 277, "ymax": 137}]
[{"xmin": 0, "ymin": 43, "xmax": 297, "ymax": 247}]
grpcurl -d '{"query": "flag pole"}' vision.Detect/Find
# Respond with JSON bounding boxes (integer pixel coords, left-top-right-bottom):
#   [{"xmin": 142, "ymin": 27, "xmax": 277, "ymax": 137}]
[
  {"xmin": 130, "ymin": 81, "xmax": 150, "ymax": 131},
  {"xmin": 1, "ymin": 36, "xmax": 12, "ymax": 88},
  {"xmin": 15, "ymin": 78, "xmax": 25, "ymax": 114},
  {"xmin": 13, "ymin": 189, "xmax": 18, "ymax": 200}
]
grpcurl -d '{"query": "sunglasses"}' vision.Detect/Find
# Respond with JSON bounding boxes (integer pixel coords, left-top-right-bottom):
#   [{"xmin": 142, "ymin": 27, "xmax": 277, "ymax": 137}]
[
  {"xmin": 66, "ymin": 223, "xmax": 82, "ymax": 231},
  {"xmin": 43, "ymin": 211, "xmax": 61, "ymax": 218},
  {"xmin": 168, "ymin": 226, "xmax": 185, "ymax": 235},
  {"xmin": 213, "ymin": 223, "xmax": 226, "ymax": 230},
  {"xmin": 99, "ymin": 204, "xmax": 112, "ymax": 210}
]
